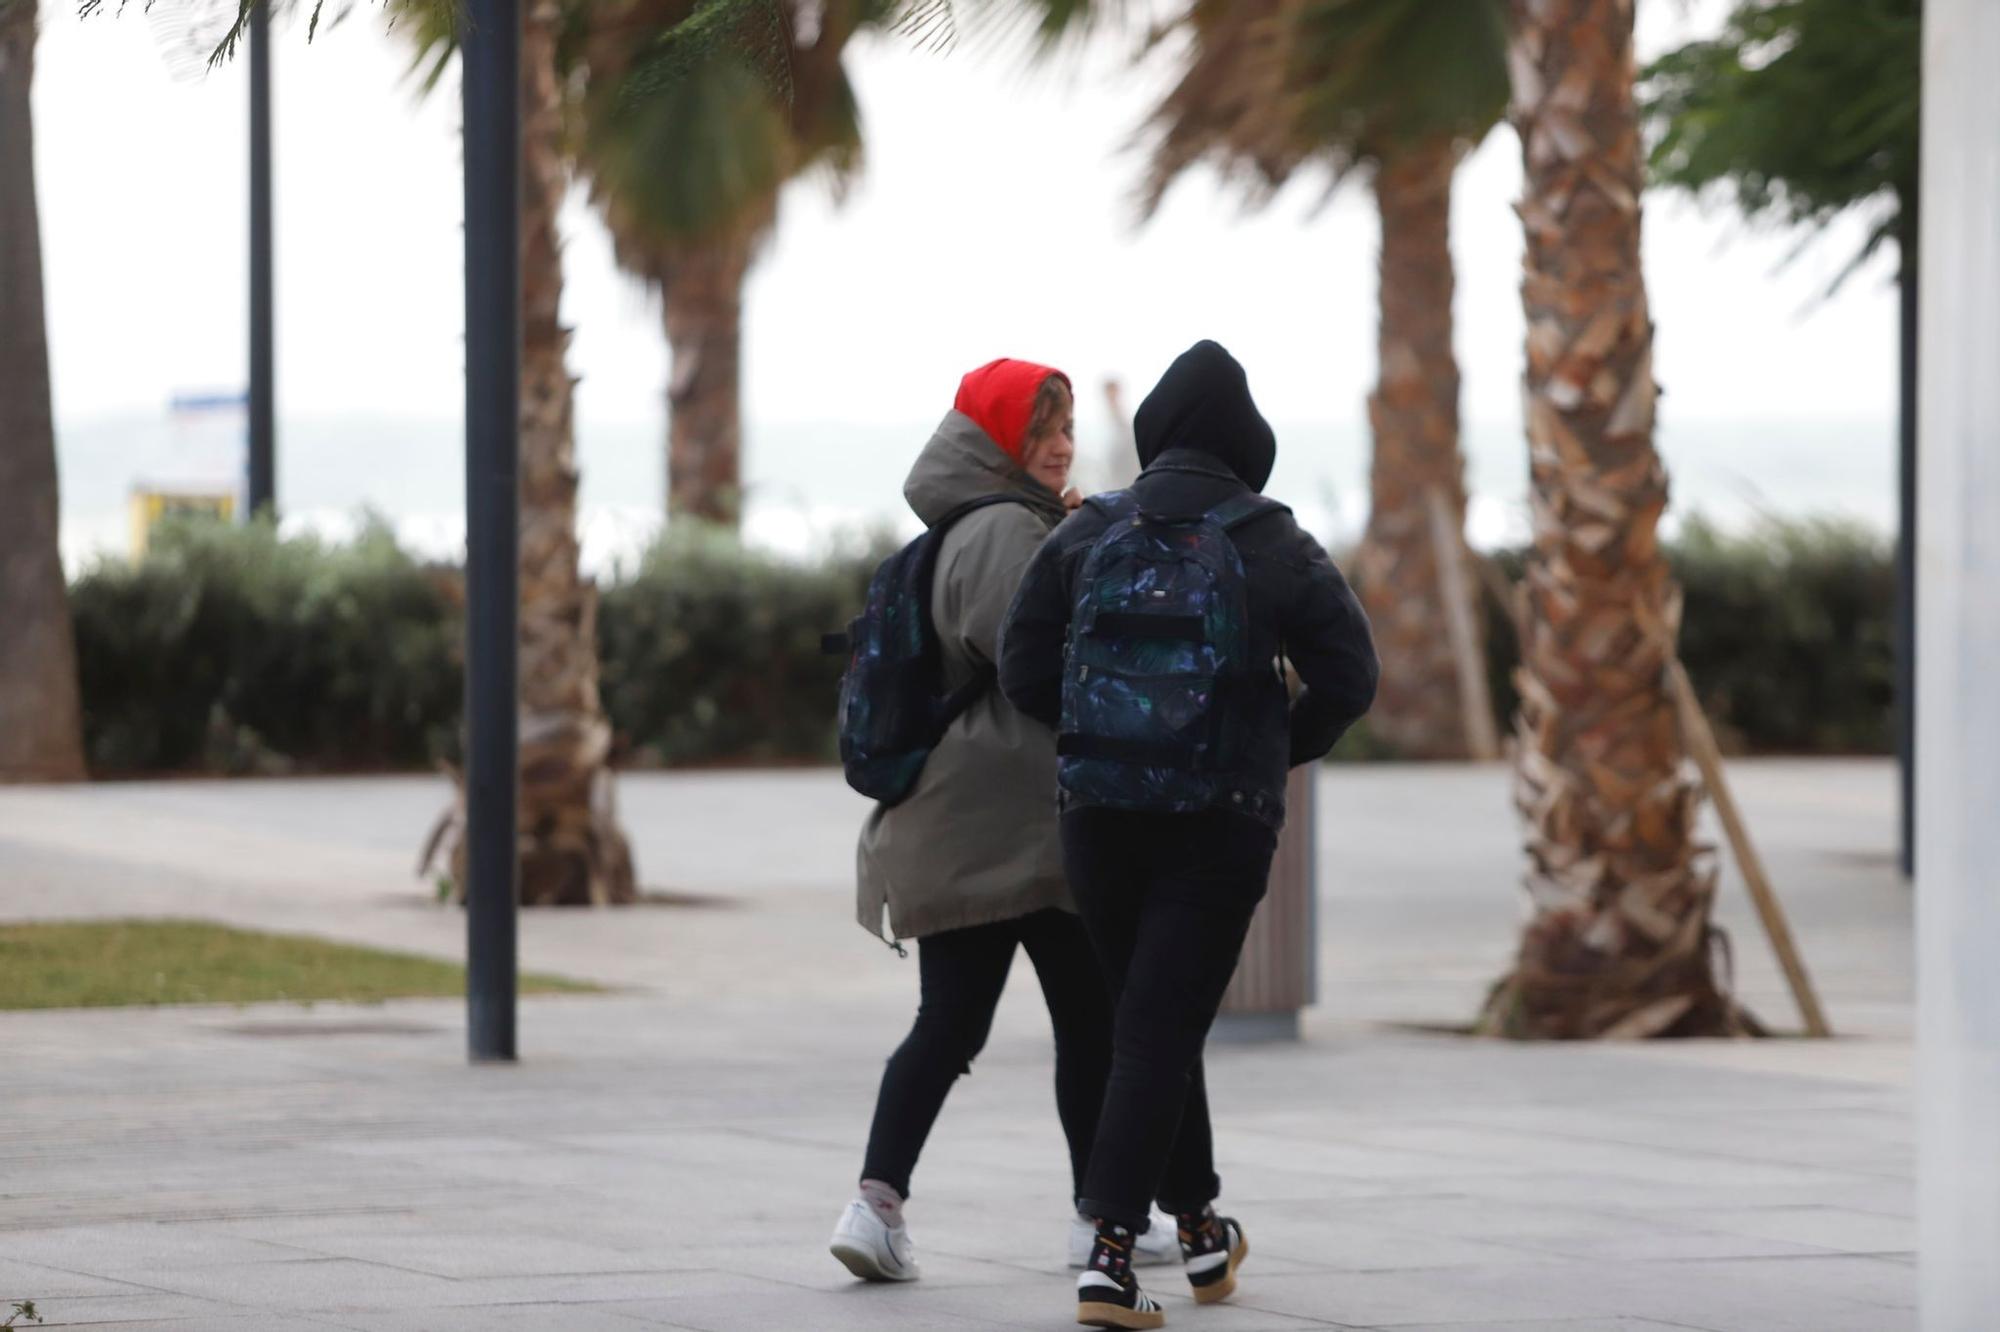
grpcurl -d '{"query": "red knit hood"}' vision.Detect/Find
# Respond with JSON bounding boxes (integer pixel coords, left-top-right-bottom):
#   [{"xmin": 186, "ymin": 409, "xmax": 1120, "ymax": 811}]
[{"xmin": 953, "ymin": 358, "xmax": 1070, "ymax": 462}]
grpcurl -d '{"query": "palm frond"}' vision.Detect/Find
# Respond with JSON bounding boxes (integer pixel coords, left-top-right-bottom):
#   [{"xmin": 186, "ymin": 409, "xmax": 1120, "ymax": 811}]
[
  {"xmin": 1641, "ymin": 0, "xmax": 1920, "ymax": 279},
  {"xmin": 1134, "ymin": 1, "xmax": 1303, "ymax": 215},
  {"xmin": 895, "ymin": 0, "xmax": 958, "ymax": 51},
  {"xmin": 577, "ymin": 0, "xmax": 890, "ymax": 281},
  {"xmin": 1134, "ymin": 0, "xmax": 1507, "ymax": 220},
  {"xmin": 1286, "ymin": 0, "xmax": 1508, "ymax": 159},
  {"xmin": 73, "ymin": 0, "xmax": 463, "ymax": 69}
]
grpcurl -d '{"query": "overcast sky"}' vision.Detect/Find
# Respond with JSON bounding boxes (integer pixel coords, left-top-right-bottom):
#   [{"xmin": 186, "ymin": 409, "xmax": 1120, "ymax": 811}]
[
  {"xmin": 37, "ymin": 0, "xmax": 1898, "ymax": 420},
  {"xmin": 32, "ymin": 0, "xmax": 1900, "ymax": 566}
]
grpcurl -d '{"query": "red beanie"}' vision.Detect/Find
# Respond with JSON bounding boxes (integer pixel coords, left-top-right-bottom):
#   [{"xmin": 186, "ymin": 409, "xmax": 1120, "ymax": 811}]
[{"xmin": 954, "ymin": 358, "xmax": 1071, "ymax": 461}]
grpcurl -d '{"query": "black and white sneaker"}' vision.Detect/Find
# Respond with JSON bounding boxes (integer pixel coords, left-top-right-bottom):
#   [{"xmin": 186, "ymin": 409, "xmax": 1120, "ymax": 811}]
[
  {"xmin": 1076, "ymin": 1222, "xmax": 1166, "ymax": 1330},
  {"xmin": 1178, "ymin": 1209, "xmax": 1247, "ymax": 1305}
]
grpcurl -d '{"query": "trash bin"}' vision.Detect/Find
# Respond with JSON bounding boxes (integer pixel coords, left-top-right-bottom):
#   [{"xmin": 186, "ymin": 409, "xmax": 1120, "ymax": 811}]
[{"xmin": 1212, "ymin": 763, "xmax": 1317, "ymax": 1043}]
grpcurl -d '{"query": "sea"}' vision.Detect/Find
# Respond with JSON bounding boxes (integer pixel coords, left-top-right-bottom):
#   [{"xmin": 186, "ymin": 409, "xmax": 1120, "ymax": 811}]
[{"xmin": 55, "ymin": 408, "xmax": 1898, "ymax": 575}]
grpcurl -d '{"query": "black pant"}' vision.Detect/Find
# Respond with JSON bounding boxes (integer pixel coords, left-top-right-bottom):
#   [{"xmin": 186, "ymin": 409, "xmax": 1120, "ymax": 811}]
[
  {"xmin": 1062, "ymin": 806, "xmax": 1276, "ymax": 1230},
  {"xmin": 861, "ymin": 906, "xmax": 1113, "ymax": 1202}
]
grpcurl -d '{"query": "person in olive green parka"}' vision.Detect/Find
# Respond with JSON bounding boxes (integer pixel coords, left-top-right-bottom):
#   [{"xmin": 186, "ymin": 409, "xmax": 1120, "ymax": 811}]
[{"xmin": 831, "ymin": 359, "xmax": 1180, "ymax": 1285}]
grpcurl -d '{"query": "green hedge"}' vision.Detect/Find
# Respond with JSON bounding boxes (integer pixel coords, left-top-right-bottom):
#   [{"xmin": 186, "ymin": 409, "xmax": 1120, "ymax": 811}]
[
  {"xmin": 70, "ymin": 519, "xmax": 459, "ymax": 775},
  {"xmin": 68, "ymin": 514, "xmax": 1893, "ymax": 775},
  {"xmin": 69, "ymin": 519, "xmax": 883, "ymax": 775},
  {"xmin": 596, "ymin": 527, "xmax": 881, "ymax": 767}
]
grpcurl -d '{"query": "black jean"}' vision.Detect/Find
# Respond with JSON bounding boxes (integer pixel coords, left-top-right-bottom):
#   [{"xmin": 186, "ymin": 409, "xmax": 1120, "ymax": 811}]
[
  {"xmin": 861, "ymin": 906, "xmax": 1113, "ymax": 1202},
  {"xmin": 1062, "ymin": 806, "xmax": 1277, "ymax": 1230}
]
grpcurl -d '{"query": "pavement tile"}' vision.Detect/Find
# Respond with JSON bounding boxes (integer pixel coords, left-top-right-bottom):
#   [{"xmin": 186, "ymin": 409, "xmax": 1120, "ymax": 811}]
[
  {"xmin": 1211, "ymin": 1203, "xmax": 1569, "ymax": 1273},
  {"xmin": 1655, "ymin": 1205, "xmax": 1915, "ymax": 1254},
  {"xmin": 0, "ymin": 1222, "xmax": 303, "ymax": 1273},
  {"xmin": 1228, "ymin": 1266, "xmax": 1619, "ymax": 1326},
  {"xmin": 1360, "ymin": 1312, "xmax": 1720, "ymax": 1320},
  {"xmin": 438, "ymin": 1269, "xmax": 777, "ymax": 1307},
  {"xmin": 110, "ymin": 1256, "xmax": 466, "ymax": 1312},
  {"xmin": 0, "ymin": 766, "xmax": 1919, "ymax": 1332},
  {"xmin": 104, "ymin": 1312, "xmax": 360, "ymax": 1320},
  {"xmin": 0, "ymin": 1291, "xmax": 239, "ymax": 1326},
  {"xmin": 1529, "ymin": 1254, "xmax": 1915, "ymax": 1332},
  {"xmin": 0, "ymin": 1258, "xmax": 154, "ymax": 1301},
  {"xmin": 1486, "ymin": 1227, "xmax": 1839, "ymax": 1264},
  {"xmin": 682, "ymin": 1239, "xmax": 1036, "ymax": 1289},
  {"xmin": 618, "ymin": 1285, "xmax": 1019, "ymax": 1332},
  {"xmin": 242, "ymin": 1227, "xmax": 665, "ymax": 1279},
  {"xmin": 330, "ymin": 1302, "xmax": 686, "ymax": 1330},
  {"xmin": 915, "ymin": 1277, "xmax": 1367, "ymax": 1329}
]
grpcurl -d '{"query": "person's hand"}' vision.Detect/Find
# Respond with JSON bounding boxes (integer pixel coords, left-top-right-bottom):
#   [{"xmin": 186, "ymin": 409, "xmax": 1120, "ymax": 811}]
[{"xmin": 1062, "ymin": 487, "xmax": 1084, "ymax": 511}]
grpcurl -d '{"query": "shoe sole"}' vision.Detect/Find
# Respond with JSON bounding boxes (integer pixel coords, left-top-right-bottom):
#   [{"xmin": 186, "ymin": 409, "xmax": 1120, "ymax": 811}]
[
  {"xmin": 830, "ymin": 1239, "xmax": 915, "ymax": 1283},
  {"xmin": 1077, "ymin": 1300, "xmax": 1166, "ymax": 1330},
  {"xmin": 1191, "ymin": 1232, "xmax": 1249, "ymax": 1306}
]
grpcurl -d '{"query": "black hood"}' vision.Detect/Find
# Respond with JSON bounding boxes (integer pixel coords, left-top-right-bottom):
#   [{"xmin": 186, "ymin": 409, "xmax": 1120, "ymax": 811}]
[{"xmin": 1133, "ymin": 340, "xmax": 1277, "ymax": 492}]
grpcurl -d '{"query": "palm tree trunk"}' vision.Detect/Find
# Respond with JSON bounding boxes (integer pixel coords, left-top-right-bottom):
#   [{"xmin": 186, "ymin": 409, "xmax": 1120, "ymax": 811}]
[
  {"xmin": 662, "ymin": 237, "xmax": 751, "ymax": 529},
  {"xmin": 435, "ymin": 0, "xmax": 637, "ymax": 906},
  {"xmin": 1354, "ymin": 140, "xmax": 1478, "ymax": 760},
  {"xmin": 0, "ymin": 0, "xmax": 87, "ymax": 784},
  {"xmin": 1480, "ymin": 0, "xmax": 1750, "ymax": 1039}
]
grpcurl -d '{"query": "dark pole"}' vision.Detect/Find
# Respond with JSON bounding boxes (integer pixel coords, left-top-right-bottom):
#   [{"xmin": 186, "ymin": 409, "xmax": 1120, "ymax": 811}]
[
  {"xmin": 462, "ymin": 0, "xmax": 521, "ymax": 1062},
  {"xmin": 247, "ymin": 0, "xmax": 275, "ymax": 519},
  {"xmin": 1896, "ymin": 238, "xmax": 1918, "ymax": 881}
]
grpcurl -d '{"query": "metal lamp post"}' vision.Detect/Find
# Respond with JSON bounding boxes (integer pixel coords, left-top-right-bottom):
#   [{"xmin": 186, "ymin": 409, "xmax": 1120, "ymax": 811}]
[
  {"xmin": 461, "ymin": 0, "xmax": 522, "ymax": 1063},
  {"xmin": 247, "ymin": 0, "xmax": 275, "ymax": 519}
]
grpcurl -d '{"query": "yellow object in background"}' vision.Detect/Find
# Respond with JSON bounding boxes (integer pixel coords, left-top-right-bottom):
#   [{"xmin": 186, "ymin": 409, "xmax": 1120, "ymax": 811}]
[{"xmin": 129, "ymin": 489, "xmax": 237, "ymax": 559}]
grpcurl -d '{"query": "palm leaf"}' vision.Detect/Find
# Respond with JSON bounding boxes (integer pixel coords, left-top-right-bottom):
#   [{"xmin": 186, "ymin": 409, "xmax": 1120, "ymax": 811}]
[
  {"xmin": 1641, "ymin": 0, "xmax": 1920, "ymax": 283},
  {"xmin": 1136, "ymin": 0, "xmax": 1508, "ymax": 218}
]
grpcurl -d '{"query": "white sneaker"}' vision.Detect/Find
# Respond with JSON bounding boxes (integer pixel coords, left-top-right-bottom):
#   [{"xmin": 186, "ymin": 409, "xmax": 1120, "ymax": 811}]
[
  {"xmin": 1067, "ymin": 1207, "xmax": 1181, "ymax": 1268},
  {"xmin": 830, "ymin": 1198, "xmax": 921, "ymax": 1282}
]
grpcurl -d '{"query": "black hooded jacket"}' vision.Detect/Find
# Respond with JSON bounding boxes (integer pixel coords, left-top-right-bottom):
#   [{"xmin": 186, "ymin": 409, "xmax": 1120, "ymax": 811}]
[{"xmin": 998, "ymin": 341, "xmax": 1379, "ymax": 825}]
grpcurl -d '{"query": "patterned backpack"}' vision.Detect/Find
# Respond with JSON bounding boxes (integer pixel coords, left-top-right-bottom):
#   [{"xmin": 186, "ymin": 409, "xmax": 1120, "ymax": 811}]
[
  {"xmin": 1057, "ymin": 491, "xmax": 1288, "ymax": 812},
  {"xmin": 828, "ymin": 494, "xmax": 1024, "ymax": 806}
]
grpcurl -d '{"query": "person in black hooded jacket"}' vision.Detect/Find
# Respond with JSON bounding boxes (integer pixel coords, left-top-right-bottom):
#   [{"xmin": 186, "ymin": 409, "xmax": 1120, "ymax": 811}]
[{"xmin": 998, "ymin": 341, "xmax": 1377, "ymax": 1329}]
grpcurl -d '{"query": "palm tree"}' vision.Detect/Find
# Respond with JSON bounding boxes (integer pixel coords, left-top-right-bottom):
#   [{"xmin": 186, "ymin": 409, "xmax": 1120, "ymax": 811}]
[
  {"xmin": 402, "ymin": 0, "xmax": 639, "ymax": 905},
  {"xmin": 396, "ymin": 0, "xmax": 930, "ymax": 900},
  {"xmin": 1478, "ymin": 0, "xmax": 1751, "ymax": 1039},
  {"xmin": 511, "ymin": 0, "xmax": 637, "ymax": 904},
  {"xmin": 1047, "ymin": 0, "xmax": 1509, "ymax": 758},
  {"xmin": 0, "ymin": 0, "xmax": 89, "ymax": 784},
  {"xmin": 578, "ymin": 0, "xmax": 876, "ymax": 528}
]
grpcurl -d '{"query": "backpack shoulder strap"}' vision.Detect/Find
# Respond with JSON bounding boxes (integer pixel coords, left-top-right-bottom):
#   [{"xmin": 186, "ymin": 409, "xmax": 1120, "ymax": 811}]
[
  {"xmin": 1083, "ymin": 490, "xmax": 1140, "ymax": 522},
  {"xmin": 933, "ymin": 492, "xmax": 1026, "ymax": 533},
  {"xmin": 1207, "ymin": 493, "xmax": 1291, "ymax": 533}
]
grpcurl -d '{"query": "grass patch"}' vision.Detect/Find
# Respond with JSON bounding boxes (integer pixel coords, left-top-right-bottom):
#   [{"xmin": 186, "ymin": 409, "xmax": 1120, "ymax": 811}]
[{"xmin": 0, "ymin": 919, "xmax": 598, "ymax": 1011}]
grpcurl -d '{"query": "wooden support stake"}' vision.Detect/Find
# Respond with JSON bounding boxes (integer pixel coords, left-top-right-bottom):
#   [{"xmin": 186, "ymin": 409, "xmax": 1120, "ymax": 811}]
[
  {"xmin": 1667, "ymin": 658, "xmax": 1834, "ymax": 1038},
  {"xmin": 1427, "ymin": 489, "xmax": 1502, "ymax": 761},
  {"xmin": 1471, "ymin": 548, "xmax": 1523, "ymax": 644}
]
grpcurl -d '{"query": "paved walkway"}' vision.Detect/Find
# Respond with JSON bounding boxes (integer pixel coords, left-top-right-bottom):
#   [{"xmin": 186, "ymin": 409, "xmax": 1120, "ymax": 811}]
[{"xmin": 0, "ymin": 762, "xmax": 1915, "ymax": 1329}]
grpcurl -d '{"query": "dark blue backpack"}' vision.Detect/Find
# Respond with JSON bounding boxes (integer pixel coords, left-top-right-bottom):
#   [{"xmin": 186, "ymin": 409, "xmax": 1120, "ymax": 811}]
[
  {"xmin": 828, "ymin": 494, "xmax": 1024, "ymax": 806},
  {"xmin": 1057, "ymin": 491, "xmax": 1288, "ymax": 812}
]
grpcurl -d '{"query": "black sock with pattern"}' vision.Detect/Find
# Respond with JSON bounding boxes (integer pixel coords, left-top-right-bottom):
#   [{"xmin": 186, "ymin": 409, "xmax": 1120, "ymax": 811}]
[
  {"xmin": 1175, "ymin": 1205, "xmax": 1222, "ymax": 1253},
  {"xmin": 1087, "ymin": 1220, "xmax": 1138, "ymax": 1288}
]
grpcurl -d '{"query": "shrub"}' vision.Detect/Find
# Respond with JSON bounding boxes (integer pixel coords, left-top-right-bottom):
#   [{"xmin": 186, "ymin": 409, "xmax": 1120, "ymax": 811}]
[
  {"xmin": 70, "ymin": 518, "xmax": 459, "ymax": 774},
  {"xmin": 1669, "ymin": 516, "xmax": 1895, "ymax": 753},
  {"xmin": 595, "ymin": 525, "xmax": 884, "ymax": 766},
  {"xmin": 64, "ymin": 514, "xmax": 1893, "ymax": 775}
]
